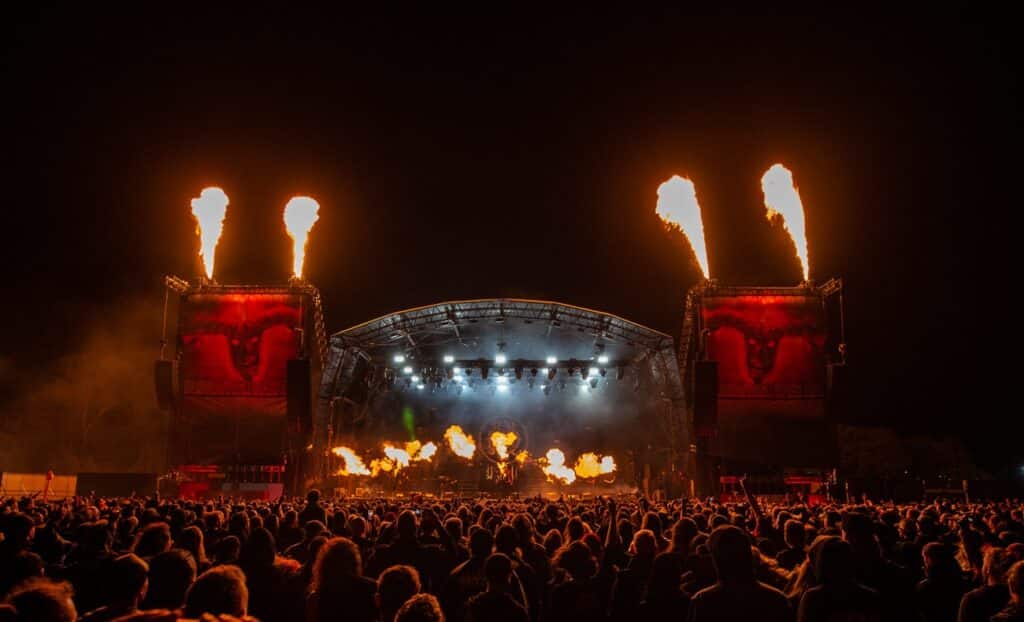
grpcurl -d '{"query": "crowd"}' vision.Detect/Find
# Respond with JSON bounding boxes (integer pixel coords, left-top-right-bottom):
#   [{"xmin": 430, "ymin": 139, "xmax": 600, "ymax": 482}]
[{"xmin": 1, "ymin": 484, "xmax": 1023, "ymax": 622}]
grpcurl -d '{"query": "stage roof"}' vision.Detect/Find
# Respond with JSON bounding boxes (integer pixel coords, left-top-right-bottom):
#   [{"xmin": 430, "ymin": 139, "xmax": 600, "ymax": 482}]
[{"xmin": 331, "ymin": 298, "xmax": 678, "ymax": 371}]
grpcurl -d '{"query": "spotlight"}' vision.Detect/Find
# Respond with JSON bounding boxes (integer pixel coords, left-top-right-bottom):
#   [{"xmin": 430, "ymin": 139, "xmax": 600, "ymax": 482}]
[
  {"xmin": 497, "ymin": 384, "xmax": 509, "ymax": 394},
  {"xmin": 403, "ymin": 366, "xmax": 413, "ymax": 375},
  {"xmin": 546, "ymin": 356, "xmax": 557, "ymax": 365},
  {"xmin": 443, "ymin": 355, "xmax": 455, "ymax": 364},
  {"xmin": 416, "ymin": 384, "xmax": 425, "ymax": 390},
  {"xmin": 411, "ymin": 375, "xmax": 421, "ymax": 383},
  {"xmin": 597, "ymin": 355, "xmax": 609, "ymax": 364},
  {"xmin": 588, "ymin": 367, "xmax": 599, "ymax": 377},
  {"xmin": 394, "ymin": 354, "xmax": 406, "ymax": 363},
  {"xmin": 495, "ymin": 354, "xmax": 507, "ymax": 365}
]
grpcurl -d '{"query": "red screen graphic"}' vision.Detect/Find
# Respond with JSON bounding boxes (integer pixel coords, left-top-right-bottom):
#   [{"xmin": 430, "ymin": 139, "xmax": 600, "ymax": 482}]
[
  {"xmin": 180, "ymin": 294, "xmax": 301, "ymax": 397},
  {"xmin": 702, "ymin": 295, "xmax": 825, "ymax": 418}
]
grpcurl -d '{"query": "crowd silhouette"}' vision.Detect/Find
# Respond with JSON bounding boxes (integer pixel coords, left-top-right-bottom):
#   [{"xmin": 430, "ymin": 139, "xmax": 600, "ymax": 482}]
[{"xmin": 2, "ymin": 485, "xmax": 1023, "ymax": 621}]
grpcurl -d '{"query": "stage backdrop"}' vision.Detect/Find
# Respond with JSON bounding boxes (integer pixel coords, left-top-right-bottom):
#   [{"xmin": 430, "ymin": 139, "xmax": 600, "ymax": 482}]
[
  {"xmin": 701, "ymin": 293, "xmax": 833, "ymax": 466},
  {"xmin": 175, "ymin": 293, "xmax": 302, "ymax": 464}
]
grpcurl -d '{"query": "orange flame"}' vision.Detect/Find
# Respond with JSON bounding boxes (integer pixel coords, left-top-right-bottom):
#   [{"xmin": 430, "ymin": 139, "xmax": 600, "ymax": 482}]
[
  {"xmin": 540, "ymin": 448, "xmax": 576, "ymax": 484},
  {"xmin": 490, "ymin": 431, "xmax": 518, "ymax": 461},
  {"xmin": 444, "ymin": 425, "xmax": 476, "ymax": 459},
  {"xmin": 573, "ymin": 452, "xmax": 617, "ymax": 478},
  {"xmin": 190, "ymin": 187, "xmax": 229, "ymax": 279},
  {"xmin": 283, "ymin": 196, "xmax": 320, "ymax": 279},
  {"xmin": 656, "ymin": 176, "xmax": 709, "ymax": 279},
  {"xmin": 515, "ymin": 450, "xmax": 529, "ymax": 465},
  {"xmin": 761, "ymin": 164, "xmax": 809, "ymax": 281},
  {"xmin": 383, "ymin": 443, "xmax": 412, "ymax": 470},
  {"xmin": 370, "ymin": 458, "xmax": 394, "ymax": 477},
  {"xmin": 332, "ymin": 446, "xmax": 370, "ymax": 476},
  {"xmin": 416, "ymin": 441, "xmax": 438, "ymax": 461}
]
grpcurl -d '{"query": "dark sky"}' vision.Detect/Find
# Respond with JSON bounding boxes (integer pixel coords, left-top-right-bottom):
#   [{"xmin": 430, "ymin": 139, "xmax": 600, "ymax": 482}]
[{"xmin": 1, "ymin": 8, "xmax": 1019, "ymax": 466}]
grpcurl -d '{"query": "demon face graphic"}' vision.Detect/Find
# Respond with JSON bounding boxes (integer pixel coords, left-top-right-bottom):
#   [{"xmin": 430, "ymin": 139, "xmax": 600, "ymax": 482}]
[
  {"xmin": 702, "ymin": 296, "xmax": 825, "ymax": 392},
  {"xmin": 179, "ymin": 294, "xmax": 301, "ymax": 395}
]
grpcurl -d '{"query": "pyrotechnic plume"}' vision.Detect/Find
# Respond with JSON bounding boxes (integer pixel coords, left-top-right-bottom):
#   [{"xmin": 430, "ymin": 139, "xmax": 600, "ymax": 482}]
[
  {"xmin": 573, "ymin": 452, "xmax": 617, "ymax": 478},
  {"xmin": 370, "ymin": 458, "xmax": 394, "ymax": 477},
  {"xmin": 656, "ymin": 176, "xmax": 710, "ymax": 279},
  {"xmin": 190, "ymin": 187, "xmax": 229, "ymax": 279},
  {"xmin": 283, "ymin": 196, "xmax": 320, "ymax": 279},
  {"xmin": 444, "ymin": 425, "xmax": 477, "ymax": 459},
  {"xmin": 383, "ymin": 444, "xmax": 412, "ymax": 469},
  {"xmin": 332, "ymin": 446, "xmax": 370, "ymax": 476},
  {"xmin": 417, "ymin": 441, "xmax": 438, "ymax": 461},
  {"xmin": 761, "ymin": 164, "xmax": 809, "ymax": 281},
  {"xmin": 490, "ymin": 431, "xmax": 518, "ymax": 461},
  {"xmin": 515, "ymin": 450, "xmax": 529, "ymax": 465},
  {"xmin": 540, "ymin": 448, "xmax": 576, "ymax": 484}
]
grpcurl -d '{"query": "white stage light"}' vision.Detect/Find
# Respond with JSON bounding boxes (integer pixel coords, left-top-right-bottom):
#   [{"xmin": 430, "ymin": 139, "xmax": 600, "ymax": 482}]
[
  {"xmin": 495, "ymin": 354, "xmax": 507, "ymax": 365},
  {"xmin": 411, "ymin": 375, "xmax": 421, "ymax": 383},
  {"xmin": 496, "ymin": 376, "xmax": 509, "ymax": 385},
  {"xmin": 416, "ymin": 384, "xmax": 425, "ymax": 390},
  {"xmin": 597, "ymin": 355, "xmax": 609, "ymax": 364},
  {"xmin": 546, "ymin": 356, "xmax": 557, "ymax": 365},
  {"xmin": 588, "ymin": 367, "xmax": 599, "ymax": 377},
  {"xmin": 497, "ymin": 384, "xmax": 509, "ymax": 393},
  {"xmin": 403, "ymin": 366, "xmax": 413, "ymax": 374},
  {"xmin": 540, "ymin": 368, "xmax": 548, "ymax": 375},
  {"xmin": 443, "ymin": 355, "xmax": 455, "ymax": 364},
  {"xmin": 394, "ymin": 354, "xmax": 406, "ymax": 363}
]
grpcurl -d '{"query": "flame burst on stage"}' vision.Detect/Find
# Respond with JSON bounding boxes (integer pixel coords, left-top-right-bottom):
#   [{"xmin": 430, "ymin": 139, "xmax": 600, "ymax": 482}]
[
  {"xmin": 540, "ymin": 448, "xmax": 577, "ymax": 484},
  {"xmin": 444, "ymin": 425, "xmax": 477, "ymax": 459}
]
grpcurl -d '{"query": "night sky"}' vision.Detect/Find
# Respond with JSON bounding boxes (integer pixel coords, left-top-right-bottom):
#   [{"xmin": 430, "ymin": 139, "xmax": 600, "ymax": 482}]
[{"xmin": 1, "ymin": 8, "xmax": 1019, "ymax": 468}]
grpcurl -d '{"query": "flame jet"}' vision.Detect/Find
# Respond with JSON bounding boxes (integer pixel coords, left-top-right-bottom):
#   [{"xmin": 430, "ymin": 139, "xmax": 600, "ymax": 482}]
[
  {"xmin": 284, "ymin": 196, "xmax": 320, "ymax": 278},
  {"xmin": 761, "ymin": 164, "xmax": 809, "ymax": 282},
  {"xmin": 190, "ymin": 187, "xmax": 229, "ymax": 279},
  {"xmin": 656, "ymin": 176, "xmax": 710, "ymax": 279}
]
